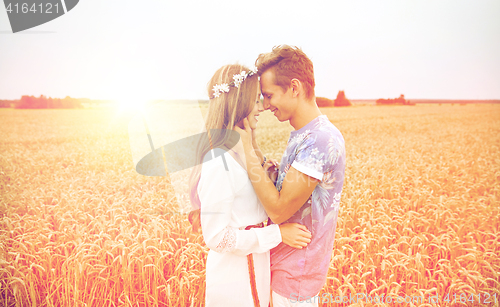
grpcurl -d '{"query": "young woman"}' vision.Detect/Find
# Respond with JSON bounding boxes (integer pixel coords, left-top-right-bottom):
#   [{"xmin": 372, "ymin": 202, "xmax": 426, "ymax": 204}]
[{"xmin": 189, "ymin": 64, "xmax": 311, "ymax": 307}]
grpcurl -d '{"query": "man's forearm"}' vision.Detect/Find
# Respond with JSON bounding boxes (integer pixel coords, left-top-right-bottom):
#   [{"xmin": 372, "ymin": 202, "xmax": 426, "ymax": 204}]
[{"xmin": 242, "ymin": 140, "xmax": 283, "ymax": 220}]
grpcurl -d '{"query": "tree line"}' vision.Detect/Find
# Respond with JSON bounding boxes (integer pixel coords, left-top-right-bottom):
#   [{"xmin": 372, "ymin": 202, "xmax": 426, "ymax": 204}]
[
  {"xmin": 316, "ymin": 90, "xmax": 353, "ymax": 107},
  {"xmin": 0, "ymin": 95, "xmax": 85, "ymax": 109},
  {"xmin": 376, "ymin": 94, "xmax": 414, "ymax": 105}
]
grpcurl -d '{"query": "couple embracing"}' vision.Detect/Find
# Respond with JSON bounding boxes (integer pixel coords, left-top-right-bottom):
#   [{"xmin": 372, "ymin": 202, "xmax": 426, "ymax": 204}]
[{"xmin": 189, "ymin": 45, "xmax": 346, "ymax": 307}]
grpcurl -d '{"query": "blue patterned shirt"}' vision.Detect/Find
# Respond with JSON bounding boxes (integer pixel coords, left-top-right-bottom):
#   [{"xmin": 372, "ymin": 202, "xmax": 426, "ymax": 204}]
[{"xmin": 270, "ymin": 115, "xmax": 346, "ymax": 298}]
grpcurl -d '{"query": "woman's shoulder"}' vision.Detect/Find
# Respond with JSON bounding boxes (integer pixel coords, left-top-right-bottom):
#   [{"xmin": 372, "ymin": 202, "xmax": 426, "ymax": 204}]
[
  {"xmin": 200, "ymin": 148, "xmax": 243, "ymax": 175},
  {"xmin": 198, "ymin": 148, "xmax": 247, "ymax": 194}
]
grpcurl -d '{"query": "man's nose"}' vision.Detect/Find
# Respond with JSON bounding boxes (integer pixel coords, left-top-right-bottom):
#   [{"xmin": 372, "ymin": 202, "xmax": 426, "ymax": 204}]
[{"xmin": 262, "ymin": 99, "xmax": 270, "ymax": 110}]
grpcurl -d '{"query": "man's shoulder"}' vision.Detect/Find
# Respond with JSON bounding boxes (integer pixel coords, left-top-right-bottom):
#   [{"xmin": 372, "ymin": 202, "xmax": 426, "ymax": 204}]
[
  {"xmin": 307, "ymin": 118, "xmax": 344, "ymax": 148},
  {"xmin": 306, "ymin": 118, "xmax": 345, "ymax": 170},
  {"xmin": 306, "ymin": 115, "xmax": 340, "ymax": 133}
]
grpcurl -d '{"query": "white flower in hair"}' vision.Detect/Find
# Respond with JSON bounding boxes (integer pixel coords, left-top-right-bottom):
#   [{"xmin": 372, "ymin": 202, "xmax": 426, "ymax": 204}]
[
  {"xmin": 210, "ymin": 69, "xmax": 257, "ymax": 99},
  {"xmin": 220, "ymin": 83, "xmax": 230, "ymax": 93},
  {"xmin": 250, "ymin": 66, "xmax": 258, "ymax": 74},
  {"xmin": 212, "ymin": 85, "xmax": 220, "ymax": 98},
  {"xmin": 233, "ymin": 71, "xmax": 247, "ymax": 88}
]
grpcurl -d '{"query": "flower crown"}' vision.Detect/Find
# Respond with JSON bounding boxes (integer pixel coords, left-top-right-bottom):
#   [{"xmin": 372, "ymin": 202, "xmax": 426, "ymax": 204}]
[{"xmin": 211, "ymin": 67, "xmax": 258, "ymax": 99}]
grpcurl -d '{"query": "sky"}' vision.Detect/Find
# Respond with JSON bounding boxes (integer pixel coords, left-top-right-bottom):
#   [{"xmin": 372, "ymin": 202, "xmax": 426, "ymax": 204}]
[{"xmin": 1, "ymin": 0, "xmax": 499, "ymax": 101}]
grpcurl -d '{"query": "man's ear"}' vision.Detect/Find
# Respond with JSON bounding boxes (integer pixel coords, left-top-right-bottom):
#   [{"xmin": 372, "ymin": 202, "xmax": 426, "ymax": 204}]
[{"xmin": 290, "ymin": 78, "xmax": 301, "ymax": 98}]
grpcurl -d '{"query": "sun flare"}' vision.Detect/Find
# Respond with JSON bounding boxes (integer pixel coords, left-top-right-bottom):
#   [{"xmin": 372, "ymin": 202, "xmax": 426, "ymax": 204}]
[{"xmin": 115, "ymin": 96, "xmax": 149, "ymax": 113}]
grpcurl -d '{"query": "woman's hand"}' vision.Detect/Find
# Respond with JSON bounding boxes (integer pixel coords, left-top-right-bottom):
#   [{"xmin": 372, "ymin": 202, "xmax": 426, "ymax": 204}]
[
  {"xmin": 279, "ymin": 223, "xmax": 312, "ymax": 249},
  {"xmin": 234, "ymin": 118, "xmax": 252, "ymax": 149},
  {"xmin": 263, "ymin": 159, "xmax": 279, "ymax": 184}
]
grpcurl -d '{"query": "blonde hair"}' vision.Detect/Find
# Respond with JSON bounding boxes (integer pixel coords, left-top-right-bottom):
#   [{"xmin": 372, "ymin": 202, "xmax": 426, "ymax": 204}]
[
  {"xmin": 188, "ymin": 64, "xmax": 259, "ymax": 231},
  {"xmin": 255, "ymin": 45, "xmax": 315, "ymax": 99}
]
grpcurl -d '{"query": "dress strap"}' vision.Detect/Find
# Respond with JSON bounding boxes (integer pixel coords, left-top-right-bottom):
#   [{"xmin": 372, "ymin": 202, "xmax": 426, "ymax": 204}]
[
  {"xmin": 245, "ymin": 222, "xmax": 264, "ymax": 307},
  {"xmin": 247, "ymin": 254, "xmax": 260, "ymax": 307}
]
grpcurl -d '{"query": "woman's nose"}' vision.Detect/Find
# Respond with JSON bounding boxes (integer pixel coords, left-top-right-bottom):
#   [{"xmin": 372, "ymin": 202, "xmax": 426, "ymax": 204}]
[{"xmin": 262, "ymin": 99, "xmax": 270, "ymax": 110}]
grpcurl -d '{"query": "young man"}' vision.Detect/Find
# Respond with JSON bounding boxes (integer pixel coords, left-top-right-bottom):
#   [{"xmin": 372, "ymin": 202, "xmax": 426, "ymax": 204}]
[{"xmin": 236, "ymin": 45, "xmax": 346, "ymax": 306}]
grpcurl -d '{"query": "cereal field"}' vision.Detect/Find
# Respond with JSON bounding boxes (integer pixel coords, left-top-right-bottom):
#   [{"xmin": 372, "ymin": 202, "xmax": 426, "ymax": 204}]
[{"xmin": 0, "ymin": 104, "xmax": 499, "ymax": 306}]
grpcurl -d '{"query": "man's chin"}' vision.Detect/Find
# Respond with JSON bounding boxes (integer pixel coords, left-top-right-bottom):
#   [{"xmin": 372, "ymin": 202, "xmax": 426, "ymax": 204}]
[{"xmin": 275, "ymin": 115, "xmax": 286, "ymax": 122}]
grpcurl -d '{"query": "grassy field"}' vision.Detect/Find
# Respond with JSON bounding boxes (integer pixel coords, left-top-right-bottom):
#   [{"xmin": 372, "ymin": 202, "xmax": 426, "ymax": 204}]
[{"xmin": 0, "ymin": 104, "xmax": 499, "ymax": 306}]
